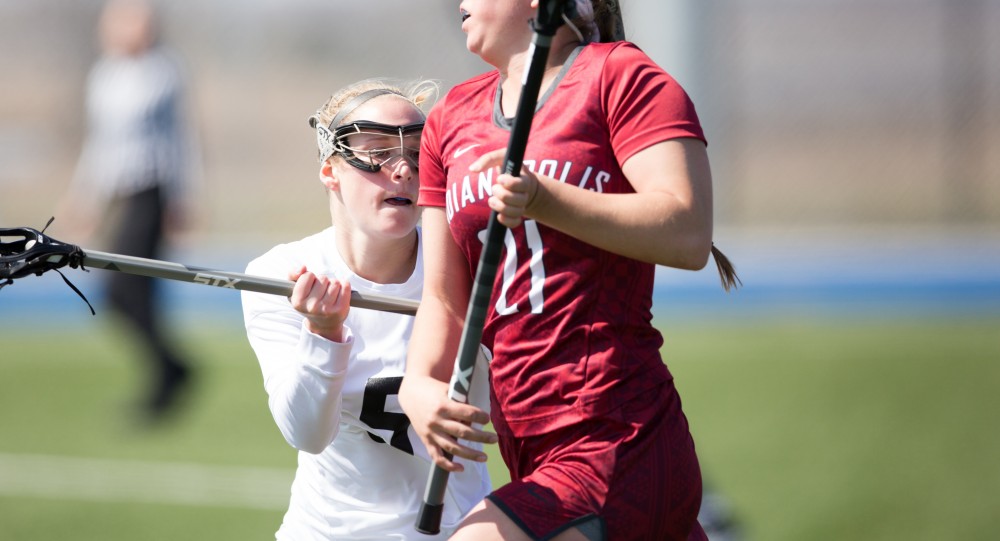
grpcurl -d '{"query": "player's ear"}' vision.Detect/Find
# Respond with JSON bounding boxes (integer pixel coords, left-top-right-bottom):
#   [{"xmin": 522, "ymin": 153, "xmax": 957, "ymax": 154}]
[{"xmin": 319, "ymin": 158, "xmax": 340, "ymax": 191}]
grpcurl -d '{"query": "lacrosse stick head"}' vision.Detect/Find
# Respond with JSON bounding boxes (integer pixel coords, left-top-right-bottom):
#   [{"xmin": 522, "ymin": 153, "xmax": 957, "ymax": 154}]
[{"xmin": 0, "ymin": 226, "xmax": 85, "ymax": 284}]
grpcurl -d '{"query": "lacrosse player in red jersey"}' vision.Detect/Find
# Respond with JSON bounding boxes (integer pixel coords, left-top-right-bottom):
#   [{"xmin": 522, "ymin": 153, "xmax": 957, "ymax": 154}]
[
  {"xmin": 399, "ymin": 1, "xmax": 737, "ymax": 539},
  {"xmin": 241, "ymin": 79, "xmax": 491, "ymax": 541}
]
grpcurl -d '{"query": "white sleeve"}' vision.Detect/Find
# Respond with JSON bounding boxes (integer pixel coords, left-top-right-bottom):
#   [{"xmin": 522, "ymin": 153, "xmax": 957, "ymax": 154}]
[{"xmin": 241, "ymin": 258, "xmax": 353, "ymax": 455}]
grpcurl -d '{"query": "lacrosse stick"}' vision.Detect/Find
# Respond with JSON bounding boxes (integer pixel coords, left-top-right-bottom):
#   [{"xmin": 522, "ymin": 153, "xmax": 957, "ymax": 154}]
[
  {"xmin": 414, "ymin": 0, "xmax": 572, "ymax": 534},
  {"xmin": 0, "ymin": 223, "xmax": 419, "ymax": 316}
]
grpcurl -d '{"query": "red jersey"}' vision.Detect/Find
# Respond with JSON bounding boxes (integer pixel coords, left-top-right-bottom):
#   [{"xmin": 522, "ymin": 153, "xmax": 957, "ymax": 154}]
[{"xmin": 419, "ymin": 42, "xmax": 706, "ymax": 438}]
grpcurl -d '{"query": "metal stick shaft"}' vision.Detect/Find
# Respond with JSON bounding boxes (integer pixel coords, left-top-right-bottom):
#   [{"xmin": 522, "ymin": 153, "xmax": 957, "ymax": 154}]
[{"xmin": 80, "ymin": 250, "xmax": 419, "ymax": 316}]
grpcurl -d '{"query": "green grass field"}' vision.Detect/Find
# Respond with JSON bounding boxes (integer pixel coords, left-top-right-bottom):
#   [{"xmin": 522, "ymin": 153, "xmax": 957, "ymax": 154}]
[{"xmin": 1, "ymin": 316, "xmax": 998, "ymax": 540}]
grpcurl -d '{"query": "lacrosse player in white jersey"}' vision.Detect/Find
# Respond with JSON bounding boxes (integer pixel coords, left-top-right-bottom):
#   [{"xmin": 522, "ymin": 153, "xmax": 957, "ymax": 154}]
[{"xmin": 241, "ymin": 78, "xmax": 493, "ymax": 540}]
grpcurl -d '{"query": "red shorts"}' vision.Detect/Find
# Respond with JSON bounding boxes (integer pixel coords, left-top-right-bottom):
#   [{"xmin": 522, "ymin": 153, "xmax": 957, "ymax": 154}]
[{"xmin": 489, "ymin": 381, "xmax": 707, "ymax": 541}]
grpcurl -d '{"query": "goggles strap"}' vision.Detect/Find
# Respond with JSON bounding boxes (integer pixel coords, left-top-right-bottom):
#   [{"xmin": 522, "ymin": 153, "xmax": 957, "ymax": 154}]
[{"xmin": 316, "ymin": 88, "xmax": 399, "ymax": 163}]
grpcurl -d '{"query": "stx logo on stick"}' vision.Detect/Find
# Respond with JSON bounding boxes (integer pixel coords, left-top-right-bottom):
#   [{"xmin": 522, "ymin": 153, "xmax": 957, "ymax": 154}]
[
  {"xmin": 448, "ymin": 364, "xmax": 475, "ymax": 403},
  {"xmin": 193, "ymin": 273, "xmax": 241, "ymax": 289}
]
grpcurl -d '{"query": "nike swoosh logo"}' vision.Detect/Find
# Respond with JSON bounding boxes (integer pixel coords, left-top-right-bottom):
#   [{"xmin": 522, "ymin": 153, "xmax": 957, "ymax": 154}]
[{"xmin": 453, "ymin": 144, "xmax": 480, "ymax": 159}]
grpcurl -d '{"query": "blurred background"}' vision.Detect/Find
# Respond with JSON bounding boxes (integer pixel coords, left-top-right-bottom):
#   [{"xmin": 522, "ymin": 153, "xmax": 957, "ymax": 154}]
[
  {"xmin": 1, "ymin": 0, "xmax": 998, "ymax": 540},
  {"xmin": 2, "ymin": 0, "xmax": 998, "ymax": 317}
]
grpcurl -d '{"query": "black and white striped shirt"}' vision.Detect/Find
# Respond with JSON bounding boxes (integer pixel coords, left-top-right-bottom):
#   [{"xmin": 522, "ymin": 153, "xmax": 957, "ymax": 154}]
[{"xmin": 72, "ymin": 46, "xmax": 196, "ymax": 204}]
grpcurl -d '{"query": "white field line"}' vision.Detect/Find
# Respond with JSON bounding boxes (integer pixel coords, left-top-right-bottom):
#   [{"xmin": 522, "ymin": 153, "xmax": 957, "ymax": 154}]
[{"xmin": 0, "ymin": 453, "xmax": 293, "ymax": 510}]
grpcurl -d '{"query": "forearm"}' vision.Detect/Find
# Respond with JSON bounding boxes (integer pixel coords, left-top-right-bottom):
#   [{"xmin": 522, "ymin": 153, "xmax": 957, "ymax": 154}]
[
  {"xmin": 261, "ymin": 325, "xmax": 351, "ymax": 454},
  {"xmin": 401, "ymin": 290, "xmax": 496, "ymax": 470},
  {"xmin": 405, "ymin": 293, "xmax": 466, "ymax": 384},
  {"xmin": 404, "ymin": 208, "xmax": 471, "ymax": 383},
  {"xmin": 484, "ymin": 138, "xmax": 715, "ymax": 269},
  {"xmin": 243, "ymin": 288, "xmax": 350, "ymax": 454},
  {"xmin": 529, "ymin": 179, "xmax": 713, "ymax": 269}
]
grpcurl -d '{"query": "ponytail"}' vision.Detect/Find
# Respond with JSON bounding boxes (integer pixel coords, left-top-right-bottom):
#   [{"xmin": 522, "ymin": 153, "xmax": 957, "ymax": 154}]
[
  {"xmin": 592, "ymin": 0, "xmax": 625, "ymax": 42},
  {"xmin": 710, "ymin": 243, "xmax": 742, "ymax": 292}
]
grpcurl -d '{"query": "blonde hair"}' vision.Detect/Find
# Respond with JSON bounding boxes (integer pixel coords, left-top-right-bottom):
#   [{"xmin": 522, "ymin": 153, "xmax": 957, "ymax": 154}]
[
  {"xmin": 309, "ymin": 78, "xmax": 438, "ymax": 132},
  {"xmin": 308, "ymin": 78, "xmax": 438, "ymax": 163}
]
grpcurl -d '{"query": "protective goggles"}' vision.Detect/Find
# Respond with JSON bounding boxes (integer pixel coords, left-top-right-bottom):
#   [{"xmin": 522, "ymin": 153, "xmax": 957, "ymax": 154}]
[{"xmin": 317, "ymin": 120, "xmax": 423, "ymax": 173}]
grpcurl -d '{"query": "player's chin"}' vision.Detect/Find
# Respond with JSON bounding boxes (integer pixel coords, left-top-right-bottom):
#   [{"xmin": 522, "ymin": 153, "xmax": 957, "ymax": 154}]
[
  {"xmin": 465, "ymin": 35, "xmax": 482, "ymax": 55},
  {"xmin": 378, "ymin": 204, "xmax": 420, "ymax": 230}
]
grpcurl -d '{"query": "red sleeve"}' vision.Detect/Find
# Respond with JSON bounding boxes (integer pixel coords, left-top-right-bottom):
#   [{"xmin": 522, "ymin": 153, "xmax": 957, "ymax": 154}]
[
  {"xmin": 602, "ymin": 43, "xmax": 706, "ymax": 165},
  {"xmin": 417, "ymin": 98, "xmax": 448, "ymax": 209}
]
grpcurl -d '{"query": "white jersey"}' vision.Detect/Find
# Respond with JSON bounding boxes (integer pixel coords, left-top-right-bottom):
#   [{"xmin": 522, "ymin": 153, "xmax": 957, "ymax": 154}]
[{"xmin": 242, "ymin": 226, "xmax": 491, "ymax": 541}]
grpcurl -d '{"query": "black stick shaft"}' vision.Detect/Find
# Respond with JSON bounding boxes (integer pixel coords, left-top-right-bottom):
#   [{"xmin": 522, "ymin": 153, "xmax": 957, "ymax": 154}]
[
  {"xmin": 415, "ymin": 1, "xmax": 569, "ymax": 534},
  {"xmin": 80, "ymin": 249, "xmax": 419, "ymax": 316}
]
